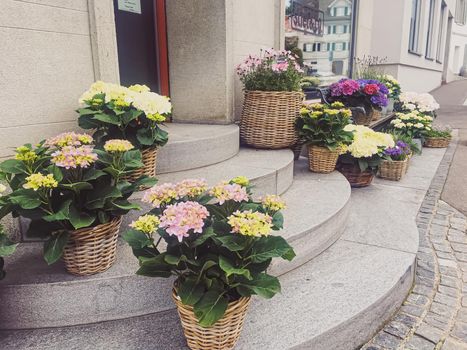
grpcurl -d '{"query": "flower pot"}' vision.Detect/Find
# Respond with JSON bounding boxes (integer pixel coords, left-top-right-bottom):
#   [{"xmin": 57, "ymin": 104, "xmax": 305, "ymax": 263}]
[
  {"xmin": 350, "ymin": 107, "xmax": 372, "ymax": 126},
  {"xmin": 387, "ymin": 98, "xmax": 395, "ymax": 113},
  {"xmin": 378, "ymin": 158, "xmax": 408, "ymax": 181},
  {"xmin": 240, "ymin": 91, "xmax": 303, "ymax": 149},
  {"xmin": 62, "ymin": 216, "xmax": 122, "ymax": 276},
  {"xmin": 371, "ymin": 108, "xmax": 382, "ymax": 121},
  {"xmin": 122, "ymin": 147, "xmax": 158, "ymax": 183},
  {"xmin": 308, "ymin": 145, "xmax": 339, "ymax": 173},
  {"xmin": 338, "ymin": 164, "xmax": 374, "ymax": 187},
  {"xmin": 173, "ymin": 290, "xmax": 251, "ymax": 350},
  {"xmin": 424, "ymin": 137, "xmax": 451, "ymax": 148}
]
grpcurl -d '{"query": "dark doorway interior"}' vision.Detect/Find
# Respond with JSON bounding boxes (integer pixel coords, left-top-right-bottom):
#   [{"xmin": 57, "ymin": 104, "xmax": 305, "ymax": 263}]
[{"xmin": 113, "ymin": 0, "xmax": 161, "ymax": 92}]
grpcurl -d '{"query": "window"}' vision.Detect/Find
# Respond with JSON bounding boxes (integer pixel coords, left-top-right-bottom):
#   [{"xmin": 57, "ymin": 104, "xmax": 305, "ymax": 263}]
[
  {"xmin": 336, "ymin": 25, "xmax": 344, "ymax": 34},
  {"xmin": 312, "ymin": 43, "xmax": 321, "ymax": 52},
  {"xmin": 456, "ymin": 0, "xmax": 467, "ymax": 25},
  {"xmin": 332, "ymin": 25, "xmax": 337, "ymax": 34},
  {"xmin": 335, "ymin": 7, "xmax": 345, "ymax": 16},
  {"xmin": 426, "ymin": 0, "xmax": 436, "ymax": 58},
  {"xmin": 409, "ymin": 0, "xmax": 421, "ymax": 53},
  {"xmin": 437, "ymin": 2, "xmax": 447, "ymax": 61},
  {"xmin": 327, "ymin": 26, "xmax": 332, "ymax": 34},
  {"xmin": 304, "ymin": 43, "xmax": 313, "ymax": 52}
]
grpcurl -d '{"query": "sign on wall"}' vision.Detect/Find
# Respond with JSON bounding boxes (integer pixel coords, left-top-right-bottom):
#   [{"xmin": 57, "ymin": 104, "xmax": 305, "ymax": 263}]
[
  {"xmin": 289, "ymin": 1, "xmax": 324, "ymax": 36},
  {"xmin": 117, "ymin": 0, "xmax": 141, "ymax": 14}
]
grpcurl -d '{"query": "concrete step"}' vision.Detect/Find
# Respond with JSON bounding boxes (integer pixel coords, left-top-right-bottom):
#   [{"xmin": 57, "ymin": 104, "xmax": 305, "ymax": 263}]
[
  {"xmin": 0, "ymin": 157, "xmax": 348, "ymax": 330},
  {"xmin": 156, "ymin": 123, "xmax": 240, "ymax": 174}
]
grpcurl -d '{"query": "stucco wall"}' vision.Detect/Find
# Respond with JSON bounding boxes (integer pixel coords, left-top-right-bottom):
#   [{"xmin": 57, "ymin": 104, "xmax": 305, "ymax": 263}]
[{"xmin": 0, "ymin": 0, "xmax": 92, "ymax": 157}]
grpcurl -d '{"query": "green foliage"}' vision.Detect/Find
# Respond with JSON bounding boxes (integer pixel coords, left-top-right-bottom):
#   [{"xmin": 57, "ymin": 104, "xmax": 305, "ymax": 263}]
[
  {"xmin": 123, "ymin": 178, "xmax": 294, "ymax": 327},
  {"xmin": 300, "ymin": 77, "xmax": 321, "ymax": 89},
  {"xmin": 0, "ymin": 224, "xmax": 18, "ymax": 280},
  {"xmin": 423, "ymin": 127, "xmax": 452, "ymax": 139},
  {"xmin": 296, "ymin": 102, "xmax": 354, "ymax": 150}
]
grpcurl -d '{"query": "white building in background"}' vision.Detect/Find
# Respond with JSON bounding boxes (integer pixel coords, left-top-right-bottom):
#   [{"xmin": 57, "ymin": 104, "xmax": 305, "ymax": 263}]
[{"xmin": 286, "ymin": 0, "xmax": 467, "ymax": 92}]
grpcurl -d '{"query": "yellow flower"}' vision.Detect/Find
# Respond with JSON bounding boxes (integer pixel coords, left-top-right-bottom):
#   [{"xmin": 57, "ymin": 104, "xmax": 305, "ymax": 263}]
[
  {"xmin": 128, "ymin": 84, "xmax": 151, "ymax": 93},
  {"xmin": 331, "ymin": 101, "xmax": 344, "ymax": 109},
  {"xmin": 323, "ymin": 109, "xmax": 339, "ymax": 116},
  {"xmin": 300, "ymin": 107, "xmax": 310, "ymax": 115},
  {"xmin": 311, "ymin": 111, "xmax": 323, "ymax": 118},
  {"xmin": 231, "ymin": 176, "xmax": 250, "ymax": 187},
  {"xmin": 340, "ymin": 109, "xmax": 352, "ymax": 118},
  {"xmin": 261, "ymin": 195, "xmax": 286, "ymax": 211},
  {"xmin": 227, "ymin": 210, "xmax": 273, "ymax": 237},
  {"xmin": 15, "ymin": 146, "xmax": 37, "ymax": 163},
  {"xmin": 310, "ymin": 103, "xmax": 324, "ymax": 110},
  {"xmin": 147, "ymin": 113, "xmax": 167, "ymax": 122},
  {"xmin": 23, "ymin": 173, "xmax": 58, "ymax": 191},
  {"xmin": 103, "ymin": 139, "xmax": 134, "ymax": 153},
  {"xmin": 130, "ymin": 214, "xmax": 160, "ymax": 234}
]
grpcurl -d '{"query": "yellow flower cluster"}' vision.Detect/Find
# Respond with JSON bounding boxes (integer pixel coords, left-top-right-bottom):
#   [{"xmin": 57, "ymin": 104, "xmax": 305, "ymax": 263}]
[
  {"xmin": 261, "ymin": 195, "xmax": 286, "ymax": 211},
  {"xmin": 15, "ymin": 146, "xmax": 37, "ymax": 163},
  {"xmin": 46, "ymin": 132, "xmax": 93, "ymax": 148},
  {"xmin": 130, "ymin": 214, "xmax": 160, "ymax": 234},
  {"xmin": 231, "ymin": 176, "xmax": 250, "ymax": 187},
  {"xmin": 331, "ymin": 101, "xmax": 345, "ymax": 108},
  {"xmin": 128, "ymin": 84, "xmax": 151, "ymax": 93},
  {"xmin": 103, "ymin": 139, "xmax": 134, "ymax": 153},
  {"xmin": 23, "ymin": 173, "xmax": 58, "ymax": 191},
  {"xmin": 391, "ymin": 112, "xmax": 432, "ymax": 130},
  {"xmin": 227, "ymin": 210, "xmax": 273, "ymax": 237},
  {"xmin": 344, "ymin": 125, "xmax": 394, "ymax": 158}
]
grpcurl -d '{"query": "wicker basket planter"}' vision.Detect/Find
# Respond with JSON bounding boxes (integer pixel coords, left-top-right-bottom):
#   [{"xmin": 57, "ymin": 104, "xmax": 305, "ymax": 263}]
[
  {"xmin": 378, "ymin": 158, "xmax": 408, "ymax": 181},
  {"xmin": 308, "ymin": 145, "xmax": 339, "ymax": 173},
  {"xmin": 123, "ymin": 147, "xmax": 158, "ymax": 182},
  {"xmin": 173, "ymin": 291, "xmax": 251, "ymax": 350},
  {"xmin": 371, "ymin": 108, "xmax": 382, "ymax": 121},
  {"xmin": 424, "ymin": 137, "xmax": 451, "ymax": 148},
  {"xmin": 350, "ymin": 107, "xmax": 372, "ymax": 126},
  {"xmin": 338, "ymin": 164, "xmax": 374, "ymax": 188},
  {"xmin": 239, "ymin": 91, "xmax": 303, "ymax": 149},
  {"xmin": 62, "ymin": 216, "xmax": 122, "ymax": 276}
]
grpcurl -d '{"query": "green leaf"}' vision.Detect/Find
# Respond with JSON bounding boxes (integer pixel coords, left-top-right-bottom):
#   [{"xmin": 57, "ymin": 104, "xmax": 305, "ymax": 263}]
[
  {"xmin": 122, "ymin": 109, "xmax": 143, "ymax": 124},
  {"xmin": 193, "ymin": 227, "xmax": 216, "ymax": 246},
  {"xmin": 239, "ymin": 273, "xmax": 281, "ymax": 299},
  {"xmin": 9, "ymin": 189, "xmax": 42, "ymax": 209},
  {"xmin": 136, "ymin": 128, "xmax": 155, "ymax": 146},
  {"xmin": 0, "ymin": 159, "xmax": 28, "ymax": 174},
  {"xmin": 78, "ymin": 115, "xmax": 100, "ymax": 129},
  {"xmin": 59, "ymin": 182, "xmax": 93, "ymax": 192},
  {"xmin": 123, "ymin": 229, "xmax": 152, "ymax": 249},
  {"xmin": 82, "ymin": 169, "xmax": 107, "ymax": 182},
  {"xmin": 178, "ymin": 277, "xmax": 204, "ymax": 306},
  {"xmin": 122, "ymin": 150, "xmax": 144, "ymax": 169},
  {"xmin": 110, "ymin": 199, "xmax": 141, "ymax": 211},
  {"xmin": 43, "ymin": 231, "xmax": 70, "ymax": 265},
  {"xmin": 46, "ymin": 165, "xmax": 63, "ymax": 182},
  {"xmin": 129, "ymin": 176, "xmax": 157, "ymax": 191},
  {"xmin": 92, "ymin": 113, "xmax": 122, "ymax": 126},
  {"xmin": 213, "ymin": 235, "xmax": 247, "ymax": 252},
  {"xmin": 0, "ymin": 234, "xmax": 18, "ymax": 257},
  {"xmin": 219, "ymin": 256, "xmax": 252, "ymax": 280},
  {"xmin": 68, "ymin": 205, "xmax": 95, "ymax": 229},
  {"xmin": 248, "ymin": 236, "xmax": 295, "ymax": 263},
  {"xmin": 86, "ymin": 187, "xmax": 122, "ymax": 209},
  {"xmin": 136, "ymin": 255, "xmax": 172, "ymax": 277},
  {"xmin": 272, "ymin": 211, "xmax": 284, "ymax": 229},
  {"xmin": 77, "ymin": 108, "xmax": 101, "ymax": 116},
  {"xmin": 43, "ymin": 199, "xmax": 71, "ymax": 222},
  {"xmin": 193, "ymin": 290, "xmax": 228, "ymax": 327}
]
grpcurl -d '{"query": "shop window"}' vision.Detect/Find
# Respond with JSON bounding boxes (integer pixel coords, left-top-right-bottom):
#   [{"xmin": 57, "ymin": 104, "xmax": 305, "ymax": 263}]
[
  {"xmin": 456, "ymin": 0, "xmax": 467, "ymax": 25},
  {"xmin": 409, "ymin": 0, "xmax": 421, "ymax": 53}
]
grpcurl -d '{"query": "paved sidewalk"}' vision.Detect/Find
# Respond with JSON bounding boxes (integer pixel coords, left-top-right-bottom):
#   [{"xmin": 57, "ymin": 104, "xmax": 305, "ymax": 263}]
[{"xmin": 362, "ymin": 137, "xmax": 467, "ymax": 349}]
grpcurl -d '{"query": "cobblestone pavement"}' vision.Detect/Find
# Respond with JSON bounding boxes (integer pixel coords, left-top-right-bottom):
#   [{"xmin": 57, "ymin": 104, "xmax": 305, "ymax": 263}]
[{"xmin": 362, "ymin": 139, "xmax": 467, "ymax": 349}]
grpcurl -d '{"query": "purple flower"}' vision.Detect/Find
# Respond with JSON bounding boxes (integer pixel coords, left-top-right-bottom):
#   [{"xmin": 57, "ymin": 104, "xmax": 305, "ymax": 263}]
[{"xmin": 370, "ymin": 93, "xmax": 388, "ymax": 107}]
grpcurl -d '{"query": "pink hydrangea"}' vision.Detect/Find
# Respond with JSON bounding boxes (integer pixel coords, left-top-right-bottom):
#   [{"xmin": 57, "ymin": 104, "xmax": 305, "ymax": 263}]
[
  {"xmin": 175, "ymin": 179, "xmax": 208, "ymax": 198},
  {"xmin": 142, "ymin": 183, "xmax": 178, "ymax": 208},
  {"xmin": 159, "ymin": 201, "xmax": 210, "ymax": 242},
  {"xmin": 51, "ymin": 145, "xmax": 98, "ymax": 169},
  {"xmin": 210, "ymin": 182, "xmax": 249, "ymax": 205}
]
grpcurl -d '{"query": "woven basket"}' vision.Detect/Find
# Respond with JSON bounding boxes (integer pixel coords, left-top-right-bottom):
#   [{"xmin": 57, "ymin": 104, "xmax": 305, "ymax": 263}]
[
  {"xmin": 338, "ymin": 164, "xmax": 374, "ymax": 188},
  {"xmin": 122, "ymin": 147, "xmax": 158, "ymax": 182},
  {"xmin": 292, "ymin": 140, "xmax": 305, "ymax": 160},
  {"xmin": 173, "ymin": 291, "xmax": 251, "ymax": 350},
  {"xmin": 240, "ymin": 91, "xmax": 303, "ymax": 149},
  {"xmin": 378, "ymin": 158, "xmax": 408, "ymax": 181},
  {"xmin": 371, "ymin": 108, "xmax": 382, "ymax": 121},
  {"xmin": 308, "ymin": 145, "xmax": 339, "ymax": 173},
  {"xmin": 62, "ymin": 216, "xmax": 122, "ymax": 276},
  {"xmin": 424, "ymin": 137, "xmax": 451, "ymax": 148},
  {"xmin": 350, "ymin": 107, "xmax": 372, "ymax": 126}
]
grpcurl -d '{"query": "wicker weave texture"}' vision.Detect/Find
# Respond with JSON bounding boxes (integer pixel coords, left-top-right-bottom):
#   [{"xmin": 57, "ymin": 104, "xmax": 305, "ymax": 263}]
[
  {"xmin": 350, "ymin": 108, "xmax": 373, "ymax": 126},
  {"xmin": 378, "ymin": 158, "xmax": 408, "ymax": 181},
  {"xmin": 338, "ymin": 164, "xmax": 374, "ymax": 187},
  {"xmin": 122, "ymin": 147, "xmax": 158, "ymax": 182},
  {"xmin": 424, "ymin": 137, "xmax": 451, "ymax": 148},
  {"xmin": 173, "ymin": 291, "xmax": 251, "ymax": 350},
  {"xmin": 371, "ymin": 108, "xmax": 382, "ymax": 121},
  {"xmin": 62, "ymin": 217, "xmax": 122, "ymax": 276},
  {"xmin": 240, "ymin": 91, "xmax": 303, "ymax": 149},
  {"xmin": 308, "ymin": 145, "xmax": 339, "ymax": 173}
]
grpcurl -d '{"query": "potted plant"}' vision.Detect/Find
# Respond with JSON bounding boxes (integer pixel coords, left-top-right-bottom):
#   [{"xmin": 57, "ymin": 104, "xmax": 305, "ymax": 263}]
[
  {"xmin": 338, "ymin": 125, "xmax": 395, "ymax": 187},
  {"xmin": 378, "ymin": 140, "xmax": 411, "ymax": 181},
  {"xmin": 123, "ymin": 177, "xmax": 295, "ymax": 350},
  {"xmin": 296, "ymin": 102, "xmax": 354, "ymax": 173},
  {"xmin": 0, "ymin": 133, "xmax": 154, "ymax": 276},
  {"xmin": 423, "ymin": 127, "xmax": 452, "ymax": 148},
  {"xmin": 380, "ymin": 75, "xmax": 401, "ymax": 113},
  {"xmin": 77, "ymin": 81, "xmax": 170, "ymax": 182},
  {"xmin": 328, "ymin": 79, "xmax": 389, "ymax": 125},
  {"xmin": 300, "ymin": 76, "xmax": 321, "ymax": 99},
  {"xmin": 397, "ymin": 91, "xmax": 440, "ymax": 118},
  {"xmin": 236, "ymin": 49, "xmax": 304, "ymax": 149},
  {"xmin": 390, "ymin": 111, "xmax": 433, "ymax": 151}
]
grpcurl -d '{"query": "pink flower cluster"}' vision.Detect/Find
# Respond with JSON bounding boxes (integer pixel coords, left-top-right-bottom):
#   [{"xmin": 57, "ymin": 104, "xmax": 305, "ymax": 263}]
[
  {"xmin": 159, "ymin": 201, "xmax": 209, "ymax": 242},
  {"xmin": 45, "ymin": 132, "xmax": 93, "ymax": 148},
  {"xmin": 236, "ymin": 54, "xmax": 262, "ymax": 76},
  {"xmin": 210, "ymin": 181, "xmax": 249, "ymax": 205},
  {"xmin": 236, "ymin": 48, "xmax": 303, "ymax": 77},
  {"xmin": 330, "ymin": 79, "xmax": 360, "ymax": 97},
  {"xmin": 51, "ymin": 145, "xmax": 98, "ymax": 169},
  {"xmin": 142, "ymin": 179, "xmax": 208, "ymax": 208},
  {"xmin": 271, "ymin": 61, "xmax": 289, "ymax": 73}
]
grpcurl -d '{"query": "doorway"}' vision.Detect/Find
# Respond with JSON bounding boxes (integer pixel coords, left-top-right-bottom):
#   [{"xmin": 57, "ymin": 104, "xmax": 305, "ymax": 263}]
[{"xmin": 113, "ymin": 0, "xmax": 169, "ymax": 95}]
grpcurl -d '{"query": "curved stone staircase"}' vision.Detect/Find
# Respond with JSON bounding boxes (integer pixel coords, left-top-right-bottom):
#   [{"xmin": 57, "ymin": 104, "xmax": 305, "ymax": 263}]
[{"xmin": 0, "ymin": 123, "xmax": 440, "ymax": 350}]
